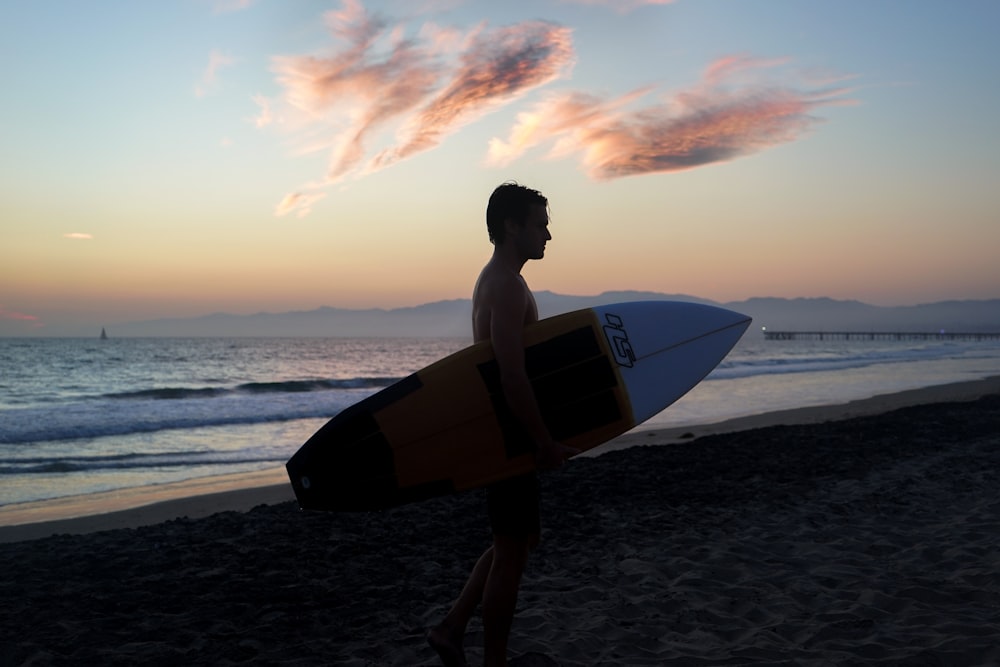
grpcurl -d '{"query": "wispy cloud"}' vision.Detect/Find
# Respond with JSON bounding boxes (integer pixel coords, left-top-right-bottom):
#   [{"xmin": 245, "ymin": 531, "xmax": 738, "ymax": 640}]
[
  {"xmin": 251, "ymin": 94, "xmax": 274, "ymax": 128},
  {"xmin": 487, "ymin": 54, "xmax": 857, "ymax": 179},
  {"xmin": 63, "ymin": 232, "xmax": 94, "ymax": 240},
  {"xmin": 367, "ymin": 22, "xmax": 574, "ymax": 174},
  {"xmin": 196, "ymin": 49, "xmax": 238, "ymax": 98},
  {"xmin": 0, "ymin": 305, "xmax": 42, "ymax": 327},
  {"xmin": 260, "ymin": 1, "xmax": 574, "ymax": 217},
  {"xmin": 559, "ymin": 0, "xmax": 676, "ymax": 12},
  {"xmin": 212, "ymin": 0, "xmax": 253, "ymax": 14},
  {"xmin": 259, "ymin": 4, "xmax": 854, "ymax": 216},
  {"xmin": 275, "ymin": 190, "xmax": 328, "ymax": 219}
]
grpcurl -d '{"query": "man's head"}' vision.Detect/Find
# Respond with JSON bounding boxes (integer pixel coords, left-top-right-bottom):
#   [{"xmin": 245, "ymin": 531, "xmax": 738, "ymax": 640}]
[{"xmin": 486, "ymin": 182, "xmax": 548, "ymax": 245}]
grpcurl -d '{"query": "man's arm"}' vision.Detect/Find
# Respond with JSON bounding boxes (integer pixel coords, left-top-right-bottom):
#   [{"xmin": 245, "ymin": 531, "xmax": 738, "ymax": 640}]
[{"xmin": 489, "ymin": 281, "xmax": 575, "ymax": 469}]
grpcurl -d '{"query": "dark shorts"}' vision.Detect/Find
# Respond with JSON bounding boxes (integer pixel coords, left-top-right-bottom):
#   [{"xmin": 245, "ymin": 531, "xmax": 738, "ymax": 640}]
[{"xmin": 487, "ymin": 471, "xmax": 541, "ymax": 537}]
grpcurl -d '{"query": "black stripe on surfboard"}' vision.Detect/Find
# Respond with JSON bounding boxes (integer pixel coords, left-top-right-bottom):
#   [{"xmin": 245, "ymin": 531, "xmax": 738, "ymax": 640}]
[
  {"xmin": 286, "ymin": 373, "xmax": 458, "ymax": 510},
  {"xmin": 478, "ymin": 326, "xmax": 622, "ymax": 458}
]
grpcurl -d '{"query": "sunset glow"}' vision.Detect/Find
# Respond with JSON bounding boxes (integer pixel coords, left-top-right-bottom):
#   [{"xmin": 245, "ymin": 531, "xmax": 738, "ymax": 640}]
[{"xmin": 1, "ymin": 1, "xmax": 998, "ymax": 335}]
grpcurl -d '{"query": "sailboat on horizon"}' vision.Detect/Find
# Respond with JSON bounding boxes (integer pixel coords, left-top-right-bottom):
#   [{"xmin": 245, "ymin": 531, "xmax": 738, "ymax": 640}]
[{"xmin": 100, "ymin": 327, "xmax": 108, "ymax": 340}]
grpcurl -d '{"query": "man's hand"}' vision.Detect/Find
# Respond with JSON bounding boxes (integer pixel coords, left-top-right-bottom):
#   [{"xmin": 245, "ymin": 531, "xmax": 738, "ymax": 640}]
[{"xmin": 536, "ymin": 440, "xmax": 580, "ymax": 471}]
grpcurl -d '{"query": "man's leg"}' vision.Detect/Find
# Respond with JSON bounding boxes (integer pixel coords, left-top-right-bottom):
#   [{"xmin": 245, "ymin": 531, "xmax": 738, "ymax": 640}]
[
  {"xmin": 428, "ymin": 546, "xmax": 494, "ymax": 667},
  {"xmin": 482, "ymin": 534, "xmax": 533, "ymax": 667}
]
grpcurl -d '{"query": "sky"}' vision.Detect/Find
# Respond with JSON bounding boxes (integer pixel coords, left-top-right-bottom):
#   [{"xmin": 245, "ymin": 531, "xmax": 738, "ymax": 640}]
[{"xmin": 2, "ymin": 0, "xmax": 999, "ymax": 336}]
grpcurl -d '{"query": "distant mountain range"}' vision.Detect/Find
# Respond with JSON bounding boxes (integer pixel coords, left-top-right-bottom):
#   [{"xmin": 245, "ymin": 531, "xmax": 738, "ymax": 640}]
[{"xmin": 109, "ymin": 291, "xmax": 1000, "ymax": 338}]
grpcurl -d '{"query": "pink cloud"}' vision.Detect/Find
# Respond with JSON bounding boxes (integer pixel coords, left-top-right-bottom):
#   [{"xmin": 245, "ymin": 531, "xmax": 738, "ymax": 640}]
[
  {"xmin": 63, "ymin": 232, "xmax": 93, "ymax": 240},
  {"xmin": 487, "ymin": 55, "xmax": 857, "ymax": 179},
  {"xmin": 260, "ymin": 3, "xmax": 855, "ymax": 216},
  {"xmin": 702, "ymin": 54, "xmax": 792, "ymax": 85},
  {"xmin": 269, "ymin": 4, "xmax": 444, "ymax": 185},
  {"xmin": 368, "ymin": 21, "xmax": 573, "ymax": 173},
  {"xmin": 262, "ymin": 2, "xmax": 574, "ymax": 217},
  {"xmin": 0, "ymin": 306, "xmax": 42, "ymax": 326},
  {"xmin": 275, "ymin": 190, "xmax": 327, "ymax": 219}
]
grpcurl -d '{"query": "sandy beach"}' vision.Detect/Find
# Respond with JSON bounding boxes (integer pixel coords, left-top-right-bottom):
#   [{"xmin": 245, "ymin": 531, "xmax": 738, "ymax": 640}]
[{"xmin": 1, "ymin": 378, "xmax": 999, "ymax": 665}]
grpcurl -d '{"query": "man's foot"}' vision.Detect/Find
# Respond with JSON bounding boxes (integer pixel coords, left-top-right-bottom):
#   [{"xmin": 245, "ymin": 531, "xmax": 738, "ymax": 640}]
[{"xmin": 427, "ymin": 624, "xmax": 469, "ymax": 667}]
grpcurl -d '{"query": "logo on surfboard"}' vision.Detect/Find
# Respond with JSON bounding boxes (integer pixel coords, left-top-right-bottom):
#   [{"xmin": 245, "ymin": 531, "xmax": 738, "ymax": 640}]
[{"xmin": 602, "ymin": 313, "xmax": 635, "ymax": 367}]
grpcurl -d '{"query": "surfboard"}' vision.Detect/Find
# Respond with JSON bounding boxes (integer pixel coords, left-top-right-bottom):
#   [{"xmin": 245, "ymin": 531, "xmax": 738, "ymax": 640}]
[{"xmin": 286, "ymin": 301, "xmax": 750, "ymax": 512}]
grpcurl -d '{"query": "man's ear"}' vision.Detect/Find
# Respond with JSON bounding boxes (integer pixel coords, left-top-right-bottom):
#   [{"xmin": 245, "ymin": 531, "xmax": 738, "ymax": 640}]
[{"xmin": 503, "ymin": 217, "xmax": 520, "ymax": 237}]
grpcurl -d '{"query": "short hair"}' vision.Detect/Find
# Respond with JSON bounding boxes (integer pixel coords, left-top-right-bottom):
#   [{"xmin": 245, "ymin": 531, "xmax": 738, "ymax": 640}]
[{"xmin": 486, "ymin": 181, "xmax": 548, "ymax": 244}]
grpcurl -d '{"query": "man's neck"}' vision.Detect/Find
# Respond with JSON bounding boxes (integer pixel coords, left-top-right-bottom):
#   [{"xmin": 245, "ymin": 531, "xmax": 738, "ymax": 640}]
[{"xmin": 491, "ymin": 243, "xmax": 527, "ymax": 274}]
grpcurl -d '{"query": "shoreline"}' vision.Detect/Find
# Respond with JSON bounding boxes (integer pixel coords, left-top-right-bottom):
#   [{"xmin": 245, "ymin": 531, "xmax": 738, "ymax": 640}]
[{"xmin": 1, "ymin": 374, "xmax": 998, "ymax": 544}]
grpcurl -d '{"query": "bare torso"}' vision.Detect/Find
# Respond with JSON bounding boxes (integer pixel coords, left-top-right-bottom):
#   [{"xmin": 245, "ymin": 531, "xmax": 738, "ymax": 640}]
[{"xmin": 471, "ymin": 258, "xmax": 538, "ymax": 344}]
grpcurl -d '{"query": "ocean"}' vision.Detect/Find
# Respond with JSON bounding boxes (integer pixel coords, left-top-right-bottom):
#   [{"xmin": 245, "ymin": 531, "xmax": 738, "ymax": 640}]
[{"xmin": 2, "ymin": 334, "xmax": 1000, "ymax": 508}]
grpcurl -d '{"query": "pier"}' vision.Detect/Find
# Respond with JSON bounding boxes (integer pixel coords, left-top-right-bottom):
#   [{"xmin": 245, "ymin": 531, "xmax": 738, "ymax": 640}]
[{"xmin": 762, "ymin": 331, "xmax": 1000, "ymax": 341}]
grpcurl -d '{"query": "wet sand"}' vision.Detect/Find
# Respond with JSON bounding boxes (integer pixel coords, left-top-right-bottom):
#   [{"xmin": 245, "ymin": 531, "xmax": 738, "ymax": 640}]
[{"xmin": 1, "ymin": 379, "xmax": 998, "ymax": 665}]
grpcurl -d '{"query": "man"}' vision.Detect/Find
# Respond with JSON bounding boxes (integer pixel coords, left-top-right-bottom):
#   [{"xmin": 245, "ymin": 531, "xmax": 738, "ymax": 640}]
[{"xmin": 428, "ymin": 182, "xmax": 578, "ymax": 666}]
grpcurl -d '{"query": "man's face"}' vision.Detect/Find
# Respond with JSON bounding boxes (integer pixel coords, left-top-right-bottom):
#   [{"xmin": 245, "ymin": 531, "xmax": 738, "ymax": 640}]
[{"xmin": 512, "ymin": 204, "xmax": 551, "ymax": 260}]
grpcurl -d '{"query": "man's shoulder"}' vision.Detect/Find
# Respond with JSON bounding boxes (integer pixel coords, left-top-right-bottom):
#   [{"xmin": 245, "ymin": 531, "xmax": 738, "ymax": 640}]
[{"xmin": 476, "ymin": 263, "xmax": 527, "ymax": 299}]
